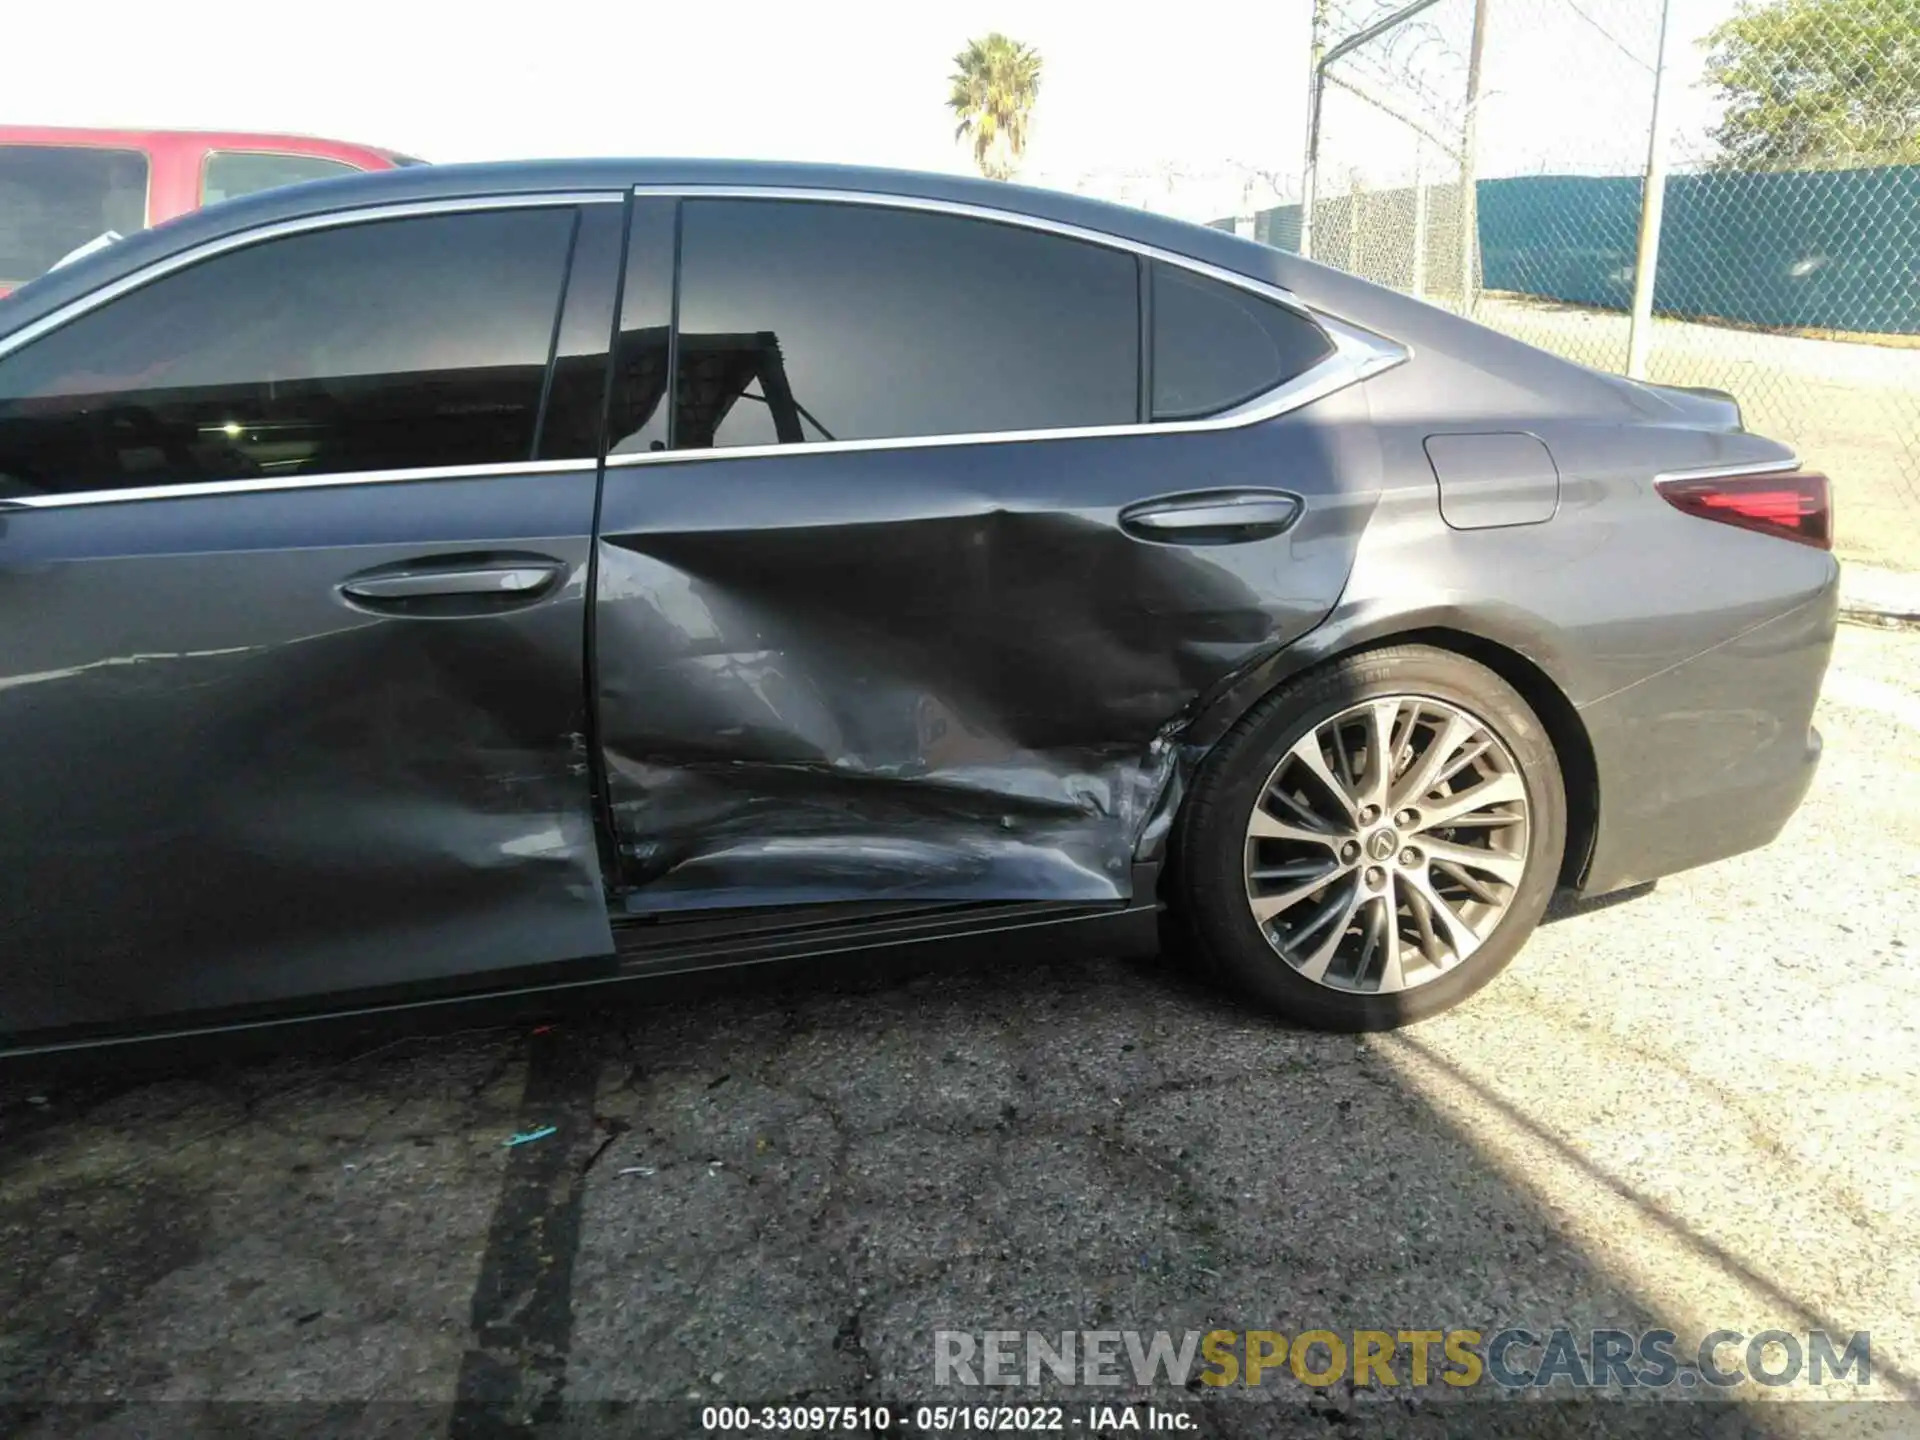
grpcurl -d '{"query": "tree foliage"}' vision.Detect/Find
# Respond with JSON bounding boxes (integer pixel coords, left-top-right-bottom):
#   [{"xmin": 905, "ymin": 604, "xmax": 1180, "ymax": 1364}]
[
  {"xmin": 1703, "ymin": 0, "xmax": 1920, "ymax": 169},
  {"xmin": 947, "ymin": 33, "xmax": 1043, "ymax": 180}
]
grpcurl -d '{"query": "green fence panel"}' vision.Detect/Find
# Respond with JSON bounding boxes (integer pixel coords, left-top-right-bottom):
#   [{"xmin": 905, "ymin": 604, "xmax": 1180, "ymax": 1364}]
[
  {"xmin": 1653, "ymin": 166, "xmax": 1920, "ymax": 335},
  {"xmin": 1477, "ymin": 175, "xmax": 1642, "ymax": 311},
  {"xmin": 1241, "ymin": 166, "xmax": 1919, "ymax": 335}
]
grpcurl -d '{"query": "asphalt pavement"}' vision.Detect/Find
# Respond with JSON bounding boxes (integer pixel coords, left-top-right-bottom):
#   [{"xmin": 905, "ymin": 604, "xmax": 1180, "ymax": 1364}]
[{"xmin": 4, "ymin": 624, "xmax": 1917, "ymax": 1439}]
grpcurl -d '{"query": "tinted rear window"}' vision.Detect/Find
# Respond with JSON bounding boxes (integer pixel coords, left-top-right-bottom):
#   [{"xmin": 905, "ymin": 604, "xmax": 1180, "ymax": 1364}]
[
  {"xmin": 0, "ymin": 145, "xmax": 149, "ymax": 287},
  {"xmin": 1151, "ymin": 261, "xmax": 1332, "ymax": 421}
]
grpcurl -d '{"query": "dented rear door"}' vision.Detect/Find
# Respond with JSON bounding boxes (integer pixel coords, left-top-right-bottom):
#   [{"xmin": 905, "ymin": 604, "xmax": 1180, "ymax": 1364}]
[{"xmin": 591, "ymin": 194, "xmax": 1376, "ymax": 917}]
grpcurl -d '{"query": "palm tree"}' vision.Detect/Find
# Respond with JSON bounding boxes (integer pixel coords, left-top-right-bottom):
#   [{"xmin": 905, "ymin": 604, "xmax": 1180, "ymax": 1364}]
[{"xmin": 947, "ymin": 34, "xmax": 1043, "ymax": 180}]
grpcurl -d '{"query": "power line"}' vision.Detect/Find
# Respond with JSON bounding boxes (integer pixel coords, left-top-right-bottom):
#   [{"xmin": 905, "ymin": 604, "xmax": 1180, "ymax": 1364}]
[{"xmin": 1559, "ymin": 0, "xmax": 1656, "ymax": 71}]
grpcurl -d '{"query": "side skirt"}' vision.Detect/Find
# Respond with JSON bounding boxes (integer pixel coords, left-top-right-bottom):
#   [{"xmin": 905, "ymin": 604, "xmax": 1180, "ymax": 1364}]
[
  {"xmin": 0, "ymin": 867, "xmax": 1164, "ymax": 1072},
  {"xmin": 610, "ymin": 891, "xmax": 1161, "ymax": 979}
]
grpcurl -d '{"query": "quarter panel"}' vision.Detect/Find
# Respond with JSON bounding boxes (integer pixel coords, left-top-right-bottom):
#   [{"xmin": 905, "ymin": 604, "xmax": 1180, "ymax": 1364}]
[
  {"xmin": 1201, "ymin": 411, "xmax": 1825, "ymax": 707},
  {"xmin": 1186, "ymin": 398, "xmax": 1837, "ymax": 896},
  {"xmin": 1577, "ymin": 580, "xmax": 1835, "ymax": 893}
]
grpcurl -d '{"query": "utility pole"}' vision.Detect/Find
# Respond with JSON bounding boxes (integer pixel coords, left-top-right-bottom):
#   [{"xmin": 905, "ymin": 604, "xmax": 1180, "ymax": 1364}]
[
  {"xmin": 1300, "ymin": 0, "xmax": 1327, "ymax": 260},
  {"xmin": 1456, "ymin": 0, "xmax": 1489, "ymax": 315},
  {"xmin": 1626, "ymin": 0, "xmax": 1676, "ymax": 379},
  {"xmin": 1348, "ymin": 175, "xmax": 1364, "ymax": 273},
  {"xmin": 1412, "ymin": 136, "xmax": 1429, "ymax": 298},
  {"xmin": 1303, "ymin": 0, "xmax": 1449, "ymax": 267}
]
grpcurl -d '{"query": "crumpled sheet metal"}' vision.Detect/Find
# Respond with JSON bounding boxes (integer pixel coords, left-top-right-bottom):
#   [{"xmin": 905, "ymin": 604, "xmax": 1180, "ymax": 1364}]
[{"xmin": 593, "ymin": 479, "xmax": 1363, "ymax": 911}]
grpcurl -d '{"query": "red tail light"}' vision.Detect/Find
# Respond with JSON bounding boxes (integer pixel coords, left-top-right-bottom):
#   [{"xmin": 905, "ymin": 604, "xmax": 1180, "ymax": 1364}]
[{"xmin": 1655, "ymin": 470, "xmax": 1831, "ymax": 550}]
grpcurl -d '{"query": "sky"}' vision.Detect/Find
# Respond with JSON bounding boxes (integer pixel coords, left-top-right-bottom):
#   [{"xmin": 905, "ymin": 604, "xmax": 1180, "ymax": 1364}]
[{"xmin": 9, "ymin": 0, "xmax": 1744, "ymax": 221}]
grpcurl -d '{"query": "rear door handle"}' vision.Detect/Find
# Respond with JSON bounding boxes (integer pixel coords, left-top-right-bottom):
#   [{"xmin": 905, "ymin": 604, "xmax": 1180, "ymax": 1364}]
[
  {"xmin": 1119, "ymin": 489, "xmax": 1303, "ymax": 544},
  {"xmin": 338, "ymin": 556, "xmax": 566, "ymax": 611},
  {"xmin": 342, "ymin": 565, "xmax": 559, "ymax": 600}
]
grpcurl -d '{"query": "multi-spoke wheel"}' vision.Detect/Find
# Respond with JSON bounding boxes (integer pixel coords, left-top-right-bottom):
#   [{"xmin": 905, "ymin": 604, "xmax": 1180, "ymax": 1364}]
[
  {"xmin": 1173, "ymin": 645, "xmax": 1566, "ymax": 1030},
  {"xmin": 1245, "ymin": 697, "xmax": 1530, "ymax": 993}
]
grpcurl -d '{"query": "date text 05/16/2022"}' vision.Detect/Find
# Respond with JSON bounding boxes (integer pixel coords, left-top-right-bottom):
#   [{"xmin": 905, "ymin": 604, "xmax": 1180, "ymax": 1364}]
[{"xmin": 699, "ymin": 1404, "xmax": 1194, "ymax": 1432}]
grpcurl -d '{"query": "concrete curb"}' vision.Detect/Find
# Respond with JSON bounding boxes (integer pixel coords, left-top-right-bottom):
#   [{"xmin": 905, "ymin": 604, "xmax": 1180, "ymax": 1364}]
[{"xmin": 1839, "ymin": 562, "xmax": 1920, "ymax": 628}]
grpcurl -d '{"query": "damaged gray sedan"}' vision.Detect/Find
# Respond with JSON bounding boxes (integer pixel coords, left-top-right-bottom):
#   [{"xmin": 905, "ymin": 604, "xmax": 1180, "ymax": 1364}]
[{"xmin": 0, "ymin": 160, "xmax": 1836, "ymax": 1048}]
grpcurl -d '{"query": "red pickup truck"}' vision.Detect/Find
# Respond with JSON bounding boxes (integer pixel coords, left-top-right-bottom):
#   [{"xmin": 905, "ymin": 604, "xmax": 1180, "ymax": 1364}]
[{"xmin": 0, "ymin": 125, "xmax": 420, "ymax": 296}]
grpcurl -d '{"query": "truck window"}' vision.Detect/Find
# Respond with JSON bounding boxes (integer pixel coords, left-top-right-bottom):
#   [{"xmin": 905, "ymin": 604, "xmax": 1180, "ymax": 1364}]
[
  {"xmin": 0, "ymin": 145, "xmax": 149, "ymax": 289},
  {"xmin": 202, "ymin": 151, "xmax": 363, "ymax": 206}
]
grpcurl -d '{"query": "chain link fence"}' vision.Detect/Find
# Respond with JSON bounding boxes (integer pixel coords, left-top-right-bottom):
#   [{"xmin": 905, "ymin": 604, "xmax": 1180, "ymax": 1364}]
[{"xmin": 1234, "ymin": 0, "xmax": 1920, "ymax": 572}]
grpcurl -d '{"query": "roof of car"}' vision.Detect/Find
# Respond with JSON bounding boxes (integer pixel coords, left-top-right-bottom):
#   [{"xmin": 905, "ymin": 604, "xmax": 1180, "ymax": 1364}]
[
  {"xmin": 0, "ymin": 156, "xmax": 1641, "ymax": 416},
  {"xmin": 0, "ymin": 157, "xmax": 1291, "ymax": 325}
]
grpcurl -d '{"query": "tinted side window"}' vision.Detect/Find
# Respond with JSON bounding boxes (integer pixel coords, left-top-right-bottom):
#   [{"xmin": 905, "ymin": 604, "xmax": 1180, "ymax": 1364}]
[
  {"xmin": 0, "ymin": 145, "xmax": 150, "ymax": 288},
  {"xmin": 202, "ymin": 152, "xmax": 362, "ymax": 205},
  {"xmin": 0, "ymin": 208, "xmax": 575, "ymax": 498},
  {"xmin": 672, "ymin": 200, "xmax": 1138, "ymax": 448},
  {"xmin": 1150, "ymin": 261, "xmax": 1333, "ymax": 421}
]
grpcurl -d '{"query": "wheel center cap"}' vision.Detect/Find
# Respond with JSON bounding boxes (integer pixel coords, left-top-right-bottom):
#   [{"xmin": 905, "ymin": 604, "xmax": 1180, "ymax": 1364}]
[{"xmin": 1367, "ymin": 828, "xmax": 1399, "ymax": 861}]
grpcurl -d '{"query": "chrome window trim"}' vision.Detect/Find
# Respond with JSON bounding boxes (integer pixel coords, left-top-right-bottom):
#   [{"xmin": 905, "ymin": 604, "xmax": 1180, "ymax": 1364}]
[
  {"xmin": 607, "ymin": 314, "xmax": 1396, "ymax": 468},
  {"xmin": 608, "ymin": 183, "xmax": 1406, "ymax": 468},
  {"xmin": 0, "ymin": 458, "xmax": 599, "ymax": 510},
  {"xmin": 1651, "ymin": 457, "xmax": 1800, "ymax": 484},
  {"xmin": 0, "ymin": 190, "xmax": 625, "ymax": 362}
]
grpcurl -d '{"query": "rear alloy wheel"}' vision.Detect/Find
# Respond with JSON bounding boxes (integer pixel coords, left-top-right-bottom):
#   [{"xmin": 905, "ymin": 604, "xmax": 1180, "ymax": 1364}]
[{"xmin": 1173, "ymin": 645, "xmax": 1566, "ymax": 1030}]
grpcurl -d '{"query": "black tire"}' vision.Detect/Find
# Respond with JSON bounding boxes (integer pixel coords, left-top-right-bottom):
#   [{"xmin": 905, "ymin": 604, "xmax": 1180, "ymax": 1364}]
[{"xmin": 1170, "ymin": 643, "xmax": 1566, "ymax": 1031}]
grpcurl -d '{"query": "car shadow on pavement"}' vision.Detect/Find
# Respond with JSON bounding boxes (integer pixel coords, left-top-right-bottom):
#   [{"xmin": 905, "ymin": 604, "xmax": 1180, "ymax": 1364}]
[{"xmin": 2, "ymin": 941, "xmax": 1888, "ymax": 1438}]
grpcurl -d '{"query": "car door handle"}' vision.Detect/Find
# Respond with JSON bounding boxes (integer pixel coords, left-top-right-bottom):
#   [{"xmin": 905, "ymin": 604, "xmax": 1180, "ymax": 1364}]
[
  {"xmin": 338, "ymin": 556, "xmax": 566, "ymax": 612},
  {"xmin": 341, "ymin": 565, "xmax": 559, "ymax": 600},
  {"xmin": 1119, "ymin": 490, "xmax": 1303, "ymax": 544}
]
